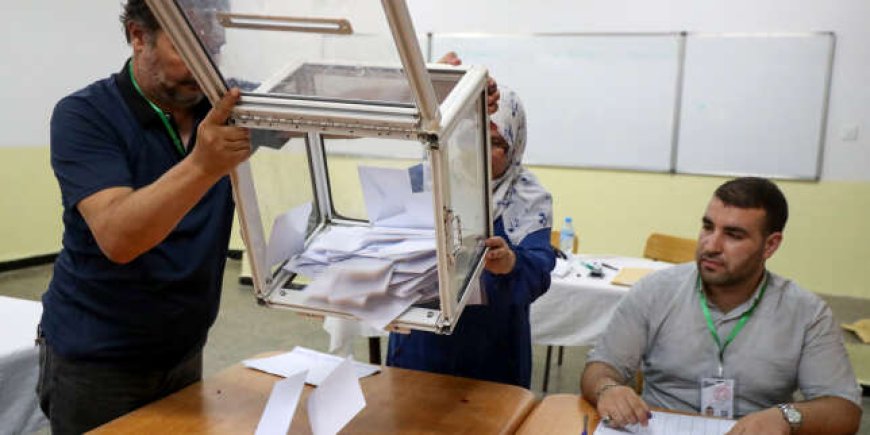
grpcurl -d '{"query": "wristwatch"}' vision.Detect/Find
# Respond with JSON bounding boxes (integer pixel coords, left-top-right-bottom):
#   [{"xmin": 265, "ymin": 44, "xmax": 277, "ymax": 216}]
[{"xmin": 778, "ymin": 403, "xmax": 802, "ymax": 432}]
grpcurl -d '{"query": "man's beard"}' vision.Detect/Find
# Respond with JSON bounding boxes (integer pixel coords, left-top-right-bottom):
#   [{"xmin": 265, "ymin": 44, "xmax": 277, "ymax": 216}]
[
  {"xmin": 697, "ymin": 250, "xmax": 763, "ymax": 288},
  {"xmin": 162, "ymin": 80, "xmax": 204, "ymax": 108}
]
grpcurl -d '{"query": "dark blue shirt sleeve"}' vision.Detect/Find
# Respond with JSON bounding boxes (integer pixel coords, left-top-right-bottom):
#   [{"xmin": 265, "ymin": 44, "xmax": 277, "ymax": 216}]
[
  {"xmin": 50, "ymin": 95, "xmax": 133, "ymax": 209},
  {"xmin": 490, "ymin": 225, "xmax": 556, "ymax": 306}
]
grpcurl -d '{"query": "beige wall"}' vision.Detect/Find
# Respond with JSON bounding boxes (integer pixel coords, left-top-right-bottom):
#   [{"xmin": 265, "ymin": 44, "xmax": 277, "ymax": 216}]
[
  {"xmin": 5, "ymin": 147, "xmax": 868, "ymax": 299},
  {"xmin": 0, "ymin": 147, "xmax": 63, "ymax": 261}
]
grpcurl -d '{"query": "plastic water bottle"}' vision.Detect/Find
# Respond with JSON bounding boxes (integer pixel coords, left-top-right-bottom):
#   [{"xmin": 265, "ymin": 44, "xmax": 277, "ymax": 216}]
[{"xmin": 559, "ymin": 217, "xmax": 575, "ymax": 255}]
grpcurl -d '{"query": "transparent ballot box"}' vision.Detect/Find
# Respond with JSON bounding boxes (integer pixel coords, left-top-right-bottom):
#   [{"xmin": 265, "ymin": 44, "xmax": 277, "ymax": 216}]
[{"xmin": 147, "ymin": 0, "xmax": 492, "ymax": 333}]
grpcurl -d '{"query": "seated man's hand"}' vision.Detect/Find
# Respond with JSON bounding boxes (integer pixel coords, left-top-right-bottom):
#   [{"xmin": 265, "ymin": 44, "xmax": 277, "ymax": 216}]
[
  {"xmin": 483, "ymin": 236, "xmax": 516, "ymax": 275},
  {"xmin": 726, "ymin": 408, "xmax": 789, "ymax": 435},
  {"xmin": 596, "ymin": 384, "xmax": 651, "ymax": 428}
]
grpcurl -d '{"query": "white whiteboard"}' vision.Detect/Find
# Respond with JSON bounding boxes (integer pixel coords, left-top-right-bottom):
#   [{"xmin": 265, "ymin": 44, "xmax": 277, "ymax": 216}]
[
  {"xmin": 430, "ymin": 34, "xmax": 681, "ymax": 171},
  {"xmin": 676, "ymin": 34, "xmax": 834, "ymax": 179}
]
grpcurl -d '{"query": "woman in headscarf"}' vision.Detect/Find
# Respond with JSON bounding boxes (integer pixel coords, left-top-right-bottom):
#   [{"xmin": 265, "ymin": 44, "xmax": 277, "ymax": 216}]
[{"xmin": 387, "ymin": 87, "xmax": 556, "ymax": 388}]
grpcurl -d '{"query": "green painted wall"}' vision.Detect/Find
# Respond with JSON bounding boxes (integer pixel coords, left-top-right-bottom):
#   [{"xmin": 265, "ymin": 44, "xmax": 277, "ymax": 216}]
[{"xmin": 5, "ymin": 147, "xmax": 868, "ymax": 299}]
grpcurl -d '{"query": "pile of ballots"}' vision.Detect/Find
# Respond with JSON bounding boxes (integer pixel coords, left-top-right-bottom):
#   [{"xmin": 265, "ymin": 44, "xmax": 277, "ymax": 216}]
[
  {"xmin": 278, "ymin": 164, "xmax": 439, "ymax": 329},
  {"xmin": 284, "ymin": 225, "xmax": 438, "ymax": 307}
]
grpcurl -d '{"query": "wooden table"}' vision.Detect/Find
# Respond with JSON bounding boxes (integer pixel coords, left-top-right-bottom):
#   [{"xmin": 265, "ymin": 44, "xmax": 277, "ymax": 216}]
[
  {"xmin": 92, "ymin": 353, "xmax": 537, "ymax": 434},
  {"xmin": 516, "ymin": 394, "xmax": 600, "ymax": 435}
]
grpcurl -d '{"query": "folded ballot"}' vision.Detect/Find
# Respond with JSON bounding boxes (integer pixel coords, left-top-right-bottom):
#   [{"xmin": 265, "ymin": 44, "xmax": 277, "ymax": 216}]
[{"xmin": 275, "ymin": 164, "xmax": 440, "ymax": 330}]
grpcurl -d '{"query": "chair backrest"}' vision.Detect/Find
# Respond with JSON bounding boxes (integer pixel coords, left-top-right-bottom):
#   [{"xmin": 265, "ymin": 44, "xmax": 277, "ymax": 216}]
[
  {"xmin": 550, "ymin": 230, "xmax": 579, "ymax": 254},
  {"xmin": 643, "ymin": 233, "xmax": 697, "ymax": 263}
]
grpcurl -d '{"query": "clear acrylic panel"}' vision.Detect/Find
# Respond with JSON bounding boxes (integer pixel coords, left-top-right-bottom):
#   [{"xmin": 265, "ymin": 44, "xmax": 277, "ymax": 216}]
[
  {"xmin": 323, "ymin": 137, "xmax": 428, "ymax": 221},
  {"xmin": 440, "ymin": 98, "xmax": 489, "ymax": 305},
  {"xmin": 248, "ymin": 132, "xmax": 317, "ymax": 272},
  {"xmin": 175, "ymin": 0, "xmax": 416, "ymax": 106}
]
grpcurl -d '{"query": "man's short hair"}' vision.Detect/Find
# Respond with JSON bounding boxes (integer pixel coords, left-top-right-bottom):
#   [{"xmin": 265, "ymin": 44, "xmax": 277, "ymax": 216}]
[
  {"xmin": 121, "ymin": 0, "xmax": 160, "ymax": 43},
  {"xmin": 714, "ymin": 177, "xmax": 788, "ymax": 235}
]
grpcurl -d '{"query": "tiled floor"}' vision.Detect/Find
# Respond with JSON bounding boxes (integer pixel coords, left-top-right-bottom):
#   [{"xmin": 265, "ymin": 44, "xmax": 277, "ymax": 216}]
[{"xmin": 2, "ymin": 259, "xmax": 867, "ymax": 432}]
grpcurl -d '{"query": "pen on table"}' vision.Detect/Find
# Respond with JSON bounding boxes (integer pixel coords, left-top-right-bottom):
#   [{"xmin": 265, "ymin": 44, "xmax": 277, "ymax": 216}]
[
  {"xmin": 581, "ymin": 414, "xmax": 588, "ymax": 435},
  {"xmin": 601, "ymin": 262, "xmax": 618, "ymax": 271}
]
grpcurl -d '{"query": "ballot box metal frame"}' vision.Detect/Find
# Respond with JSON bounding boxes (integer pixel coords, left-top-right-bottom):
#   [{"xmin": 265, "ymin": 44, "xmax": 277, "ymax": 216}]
[{"xmin": 147, "ymin": 0, "xmax": 493, "ymax": 334}]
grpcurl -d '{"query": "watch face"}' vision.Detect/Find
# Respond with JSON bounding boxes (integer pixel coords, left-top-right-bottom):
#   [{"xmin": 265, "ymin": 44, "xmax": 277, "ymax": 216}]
[{"xmin": 782, "ymin": 405, "xmax": 802, "ymax": 424}]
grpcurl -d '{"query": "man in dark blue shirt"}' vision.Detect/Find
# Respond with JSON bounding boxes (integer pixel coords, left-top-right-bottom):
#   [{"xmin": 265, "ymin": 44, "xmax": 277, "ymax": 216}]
[{"xmin": 37, "ymin": 1, "xmax": 250, "ymax": 433}]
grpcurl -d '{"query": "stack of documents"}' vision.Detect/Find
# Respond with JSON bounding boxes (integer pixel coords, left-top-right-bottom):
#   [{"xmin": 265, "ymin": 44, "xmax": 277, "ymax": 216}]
[
  {"xmin": 274, "ymin": 164, "xmax": 440, "ymax": 329},
  {"xmin": 284, "ymin": 225, "xmax": 439, "ymax": 309},
  {"xmin": 594, "ymin": 410, "xmax": 735, "ymax": 434}
]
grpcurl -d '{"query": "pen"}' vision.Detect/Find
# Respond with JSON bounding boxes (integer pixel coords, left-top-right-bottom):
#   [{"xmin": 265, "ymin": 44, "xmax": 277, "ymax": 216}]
[
  {"xmin": 582, "ymin": 414, "xmax": 588, "ymax": 435},
  {"xmin": 581, "ymin": 261, "xmax": 605, "ymax": 278},
  {"xmin": 601, "ymin": 262, "xmax": 618, "ymax": 271}
]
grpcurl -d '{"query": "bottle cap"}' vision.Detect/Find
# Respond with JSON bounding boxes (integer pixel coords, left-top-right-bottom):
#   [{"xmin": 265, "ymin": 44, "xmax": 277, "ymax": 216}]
[{"xmin": 565, "ymin": 217, "xmax": 572, "ymax": 223}]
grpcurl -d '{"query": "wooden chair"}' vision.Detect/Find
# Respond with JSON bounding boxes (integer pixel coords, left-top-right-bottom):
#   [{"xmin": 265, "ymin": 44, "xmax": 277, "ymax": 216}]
[
  {"xmin": 542, "ymin": 231, "xmax": 579, "ymax": 392},
  {"xmin": 550, "ymin": 230, "xmax": 579, "ymax": 255},
  {"xmin": 642, "ymin": 232, "xmax": 697, "ymax": 264}
]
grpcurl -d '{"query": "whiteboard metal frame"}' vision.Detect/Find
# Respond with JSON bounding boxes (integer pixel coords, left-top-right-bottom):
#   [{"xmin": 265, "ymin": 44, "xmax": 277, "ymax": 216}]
[
  {"xmin": 428, "ymin": 31, "xmax": 836, "ymax": 180},
  {"xmin": 428, "ymin": 31, "xmax": 685, "ymax": 173},
  {"xmin": 674, "ymin": 31, "xmax": 835, "ymax": 181}
]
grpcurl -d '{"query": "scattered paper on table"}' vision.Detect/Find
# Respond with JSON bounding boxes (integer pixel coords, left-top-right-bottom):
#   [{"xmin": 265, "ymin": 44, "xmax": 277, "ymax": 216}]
[
  {"xmin": 594, "ymin": 411, "xmax": 734, "ymax": 435},
  {"xmin": 551, "ymin": 259, "xmax": 573, "ymax": 278},
  {"xmin": 307, "ymin": 358, "xmax": 366, "ymax": 435},
  {"xmin": 254, "ymin": 370, "xmax": 307, "ymax": 435},
  {"xmin": 610, "ymin": 267, "xmax": 654, "ymax": 287},
  {"xmin": 841, "ymin": 318, "xmax": 870, "ymax": 343},
  {"xmin": 243, "ymin": 347, "xmax": 380, "ymax": 386}
]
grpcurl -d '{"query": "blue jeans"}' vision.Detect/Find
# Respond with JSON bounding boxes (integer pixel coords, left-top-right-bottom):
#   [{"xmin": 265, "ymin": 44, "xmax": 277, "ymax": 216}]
[{"xmin": 36, "ymin": 337, "xmax": 202, "ymax": 435}]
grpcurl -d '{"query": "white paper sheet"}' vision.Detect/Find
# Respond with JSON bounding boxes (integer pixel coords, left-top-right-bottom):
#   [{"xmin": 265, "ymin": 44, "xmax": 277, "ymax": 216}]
[
  {"xmin": 389, "ymin": 270, "xmax": 438, "ymax": 298},
  {"xmin": 307, "ymin": 358, "xmax": 366, "ymax": 435},
  {"xmin": 376, "ymin": 191, "xmax": 434, "ymax": 229},
  {"xmin": 309, "ymin": 258, "xmax": 396, "ymax": 305},
  {"xmin": 358, "ymin": 166, "xmax": 410, "ymax": 224},
  {"xmin": 594, "ymin": 411, "xmax": 735, "ymax": 435},
  {"xmin": 359, "ymin": 165, "xmax": 434, "ymax": 229},
  {"xmin": 305, "ymin": 292, "xmax": 421, "ymax": 330},
  {"xmin": 243, "ymin": 347, "xmax": 380, "ymax": 386},
  {"xmin": 254, "ymin": 370, "xmax": 307, "ymax": 435},
  {"xmin": 266, "ymin": 202, "xmax": 312, "ymax": 268}
]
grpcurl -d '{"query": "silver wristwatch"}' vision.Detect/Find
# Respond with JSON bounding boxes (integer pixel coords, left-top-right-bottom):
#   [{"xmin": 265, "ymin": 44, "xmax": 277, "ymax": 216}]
[{"xmin": 778, "ymin": 403, "xmax": 802, "ymax": 432}]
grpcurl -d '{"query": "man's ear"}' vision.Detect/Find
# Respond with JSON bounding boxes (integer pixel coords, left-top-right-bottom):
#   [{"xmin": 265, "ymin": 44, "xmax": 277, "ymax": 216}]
[
  {"xmin": 127, "ymin": 21, "xmax": 147, "ymax": 52},
  {"xmin": 762, "ymin": 232, "xmax": 783, "ymax": 260}
]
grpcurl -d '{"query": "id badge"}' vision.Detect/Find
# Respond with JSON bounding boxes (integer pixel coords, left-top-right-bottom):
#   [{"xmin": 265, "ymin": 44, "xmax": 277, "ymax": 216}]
[{"xmin": 700, "ymin": 377, "xmax": 734, "ymax": 419}]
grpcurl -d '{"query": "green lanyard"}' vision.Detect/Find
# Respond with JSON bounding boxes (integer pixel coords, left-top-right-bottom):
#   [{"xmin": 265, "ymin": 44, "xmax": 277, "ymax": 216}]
[
  {"xmin": 127, "ymin": 61, "xmax": 186, "ymax": 156},
  {"xmin": 697, "ymin": 272, "xmax": 768, "ymax": 376}
]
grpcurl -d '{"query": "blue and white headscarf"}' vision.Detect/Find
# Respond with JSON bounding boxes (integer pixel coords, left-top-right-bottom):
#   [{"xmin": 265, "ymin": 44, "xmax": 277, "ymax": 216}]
[{"xmin": 490, "ymin": 87, "xmax": 553, "ymax": 245}]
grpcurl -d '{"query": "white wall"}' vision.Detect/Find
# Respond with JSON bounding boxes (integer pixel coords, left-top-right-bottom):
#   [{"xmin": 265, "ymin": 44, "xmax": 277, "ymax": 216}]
[
  {"xmin": 0, "ymin": 2, "xmax": 128, "ymax": 147},
  {"xmin": 2, "ymin": 1, "xmax": 868, "ymax": 180}
]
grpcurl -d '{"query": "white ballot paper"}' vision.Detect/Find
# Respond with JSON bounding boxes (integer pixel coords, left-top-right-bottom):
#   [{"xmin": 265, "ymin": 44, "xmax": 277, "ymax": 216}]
[
  {"xmin": 266, "ymin": 202, "xmax": 312, "ymax": 268},
  {"xmin": 254, "ymin": 370, "xmax": 307, "ymax": 435},
  {"xmin": 307, "ymin": 358, "xmax": 366, "ymax": 435},
  {"xmin": 243, "ymin": 347, "xmax": 380, "ymax": 386},
  {"xmin": 358, "ymin": 166, "xmax": 410, "ymax": 224},
  {"xmin": 594, "ymin": 411, "xmax": 735, "ymax": 435},
  {"xmin": 358, "ymin": 165, "xmax": 433, "ymax": 229}
]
